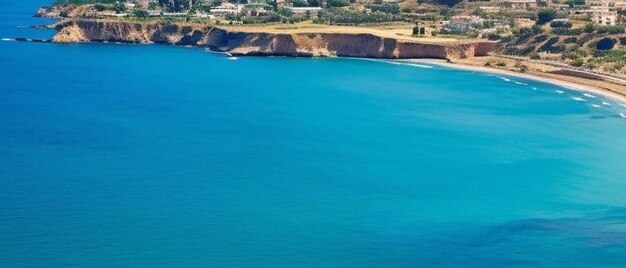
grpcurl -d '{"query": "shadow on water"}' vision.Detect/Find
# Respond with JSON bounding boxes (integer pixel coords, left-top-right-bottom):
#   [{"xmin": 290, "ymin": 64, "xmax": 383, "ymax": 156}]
[{"xmin": 437, "ymin": 208, "xmax": 626, "ymax": 266}]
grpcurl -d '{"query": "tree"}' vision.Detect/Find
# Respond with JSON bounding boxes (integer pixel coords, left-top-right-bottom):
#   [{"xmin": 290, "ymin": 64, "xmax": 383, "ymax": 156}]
[
  {"xmin": 328, "ymin": 0, "xmax": 350, "ymax": 7},
  {"xmin": 434, "ymin": 0, "xmax": 461, "ymax": 7},
  {"xmin": 439, "ymin": 8, "xmax": 454, "ymax": 20},
  {"xmin": 550, "ymin": 20, "xmax": 571, "ymax": 28},
  {"xmin": 537, "ymin": 9, "xmax": 556, "ymax": 25},
  {"xmin": 570, "ymin": 58, "xmax": 584, "ymax": 67},
  {"xmin": 134, "ymin": 8, "xmax": 149, "ymax": 18},
  {"xmin": 94, "ymin": 4, "xmax": 106, "ymax": 11},
  {"xmin": 113, "ymin": 3, "xmax": 126, "ymax": 14},
  {"xmin": 291, "ymin": 0, "xmax": 308, "ymax": 7},
  {"xmin": 584, "ymin": 22, "xmax": 596, "ymax": 33}
]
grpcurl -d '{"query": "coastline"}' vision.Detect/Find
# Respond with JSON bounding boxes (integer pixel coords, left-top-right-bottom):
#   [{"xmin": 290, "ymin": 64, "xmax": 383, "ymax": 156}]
[
  {"xmin": 403, "ymin": 58, "xmax": 626, "ymax": 103},
  {"xmin": 45, "ymin": 19, "xmax": 496, "ymax": 60},
  {"xmin": 20, "ymin": 15, "xmax": 626, "ymax": 103}
]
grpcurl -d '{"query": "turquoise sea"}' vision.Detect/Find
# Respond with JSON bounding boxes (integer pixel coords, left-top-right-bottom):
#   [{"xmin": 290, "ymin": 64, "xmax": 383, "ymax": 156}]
[{"xmin": 2, "ymin": 1, "xmax": 626, "ymax": 267}]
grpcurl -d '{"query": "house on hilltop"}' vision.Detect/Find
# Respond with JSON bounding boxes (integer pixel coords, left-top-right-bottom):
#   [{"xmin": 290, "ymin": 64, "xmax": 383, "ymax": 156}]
[{"xmin": 498, "ymin": 0, "xmax": 537, "ymax": 10}]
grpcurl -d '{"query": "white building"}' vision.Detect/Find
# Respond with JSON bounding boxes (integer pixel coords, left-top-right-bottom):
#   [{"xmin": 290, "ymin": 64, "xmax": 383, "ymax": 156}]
[
  {"xmin": 591, "ymin": 6, "xmax": 619, "ymax": 25},
  {"xmin": 287, "ymin": 7, "xmax": 323, "ymax": 14},
  {"xmin": 444, "ymin": 15, "xmax": 485, "ymax": 31},
  {"xmin": 499, "ymin": 0, "xmax": 537, "ymax": 10},
  {"xmin": 211, "ymin": 3, "xmax": 244, "ymax": 15}
]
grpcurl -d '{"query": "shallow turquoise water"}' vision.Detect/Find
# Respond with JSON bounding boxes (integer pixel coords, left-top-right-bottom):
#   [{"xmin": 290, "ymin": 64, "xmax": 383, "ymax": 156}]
[{"xmin": 2, "ymin": 1, "xmax": 626, "ymax": 267}]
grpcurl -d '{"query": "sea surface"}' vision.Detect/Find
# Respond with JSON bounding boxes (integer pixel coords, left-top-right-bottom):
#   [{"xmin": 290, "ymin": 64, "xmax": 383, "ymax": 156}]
[{"xmin": 2, "ymin": 1, "xmax": 626, "ymax": 267}]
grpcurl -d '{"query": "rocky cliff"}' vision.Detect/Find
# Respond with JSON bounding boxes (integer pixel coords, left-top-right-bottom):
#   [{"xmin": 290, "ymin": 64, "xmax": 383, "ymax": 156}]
[{"xmin": 52, "ymin": 19, "xmax": 496, "ymax": 60}]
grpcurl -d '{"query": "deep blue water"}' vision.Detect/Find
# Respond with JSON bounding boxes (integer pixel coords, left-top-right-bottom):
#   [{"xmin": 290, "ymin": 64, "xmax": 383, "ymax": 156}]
[{"xmin": 2, "ymin": 1, "xmax": 626, "ymax": 267}]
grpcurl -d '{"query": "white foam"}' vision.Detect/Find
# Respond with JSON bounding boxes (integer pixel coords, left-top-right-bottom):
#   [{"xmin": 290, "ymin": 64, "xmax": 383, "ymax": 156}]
[
  {"xmin": 364, "ymin": 59, "xmax": 402, "ymax": 65},
  {"xmin": 592, "ymin": 104, "xmax": 602, "ymax": 108},
  {"xmin": 359, "ymin": 59, "xmax": 400, "ymax": 65},
  {"xmin": 403, "ymin": 63, "xmax": 434, "ymax": 69},
  {"xmin": 620, "ymin": 113, "xmax": 626, "ymax": 119},
  {"xmin": 602, "ymin": 101, "xmax": 612, "ymax": 106},
  {"xmin": 532, "ymin": 87, "xmax": 538, "ymax": 90},
  {"xmin": 1, "ymin": 38, "xmax": 13, "ymax": 41},
  {"xmin": 514, "ymin": 81, "xmax": 528, "ymax": 85},
  {"xmin": 360, "ymin": 59, "xmax": 434, "ymax": 68},
  {"xmin": 556, "ymin": 90, "xmax": 564, "ymax": 94},
  {"xmin": 583, "ymin": 93, "xmax": 597, "ymax": 98},
  {"xmin": 227, "ymin": 57, "xmax": 238, "ymax": 60},
  {"xmin": 572, "ymin": 97, "xmax": 586, "ymax": 102},
  {"xmin": 620, "ymin": 103, "xmax": 626, "ymax": 108},
  {"xmin": 496, "ymin": 76, "xmax": 511, "ymax": 82}
]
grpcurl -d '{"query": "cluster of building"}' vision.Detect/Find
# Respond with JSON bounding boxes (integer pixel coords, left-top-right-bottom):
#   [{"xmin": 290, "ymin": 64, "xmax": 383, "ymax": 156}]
[
  {"xmin": 480, "ymin": 0, "xmax": 626, "ymax": 25},
  {"xmin": 439, "ymin": 15, "xmax": 510, "ymax": 35},
  {"xmin": 100, "ymin": 0, "xmax": 626, "ymax": 32},
  {"xmin": 577, "ymin": 0, "xmax": 626, "ymax": 25},
  {"xmin": 437, "ymin": 0, "xmax": 626, "ymax": 36},
  {"xmin": 114, "ymin": 0, "xmax": 324, "ymax": 19}
]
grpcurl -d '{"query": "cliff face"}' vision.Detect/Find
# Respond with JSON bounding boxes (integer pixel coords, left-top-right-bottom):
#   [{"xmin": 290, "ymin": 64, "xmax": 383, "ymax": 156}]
[
  {"xmin": 36, "ymin": 5, "xmax": 96, "ymax": 18},
  {"xmin": 52, "ymin": 19, "xmax": 496, "ymax": 60}
]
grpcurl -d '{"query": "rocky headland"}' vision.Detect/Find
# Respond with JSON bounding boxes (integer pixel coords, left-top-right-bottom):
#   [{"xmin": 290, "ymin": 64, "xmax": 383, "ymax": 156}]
[{"xmin": 50, "ymin": 19, "xmax": 496, "ymax": 60}]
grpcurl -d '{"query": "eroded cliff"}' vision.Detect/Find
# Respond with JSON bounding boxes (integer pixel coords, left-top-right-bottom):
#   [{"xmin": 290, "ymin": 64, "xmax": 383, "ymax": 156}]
[{"xmin": 52, "ymin": 19, "xmax": 496, "ymax": 60}]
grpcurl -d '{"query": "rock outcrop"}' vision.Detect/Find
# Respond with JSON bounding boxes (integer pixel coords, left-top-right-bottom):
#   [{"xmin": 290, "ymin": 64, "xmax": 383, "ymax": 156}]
[
  {"xmin": 52, "ymin": 19, "xmax": 496, "ymax": 60},
  {"xmin": 36, "ymin": 5, "xmax": 96, "ymax": 18}
]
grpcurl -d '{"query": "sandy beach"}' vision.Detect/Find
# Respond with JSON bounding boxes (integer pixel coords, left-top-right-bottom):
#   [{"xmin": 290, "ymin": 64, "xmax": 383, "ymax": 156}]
[{"xmin": 402, "ymin": 58, "xmax": 626, "ymax": 103}]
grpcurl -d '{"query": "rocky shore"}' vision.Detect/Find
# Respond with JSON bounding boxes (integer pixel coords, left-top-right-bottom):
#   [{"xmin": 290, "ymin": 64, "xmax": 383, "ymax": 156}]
[{"xmin": 50, "ymin": 19, "xmax": 496, "ymax": 60}]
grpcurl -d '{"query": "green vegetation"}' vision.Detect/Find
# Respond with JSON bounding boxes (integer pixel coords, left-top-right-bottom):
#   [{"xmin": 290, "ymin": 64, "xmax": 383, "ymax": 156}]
[
  {"xmin": 529, "ymin": 52, "xmax": 540, "ymax": 60},
  {"xmin": 290, "ymin": 0, "xmax": 320, "ymax": 7},
  {"xmin": 434, "ymin": 0, "xmax": 462, "ymax": 7},
  {"xmin": 54, "ymin": 0, "xmax": 120, "ymax": 5},
  {"xmin": 93, "ymin": 4, "xmax": 106, "ymax": 11},
  {"xmin": 536, "ymin": 9, "xmax": 556, "ymax": 25},
  {"xmin": 570, "ymin": 58, "xmax": 584, "ymax": 67},
  {"xmin": 566, "ymin": 0, "xmax": 585, "ymax": 7},
  {"xmin": 368, "ymin": 4, "xmax": 400, "ymax": 15},
  {"xmin": 113, "ymin": 3, "xmax": 126, "ymax": 13},
  {"xmin": 538, "ymin": 36, "xmax": 564, "ymax": 53},
  {"xmin": 43, "ymin": 0, "xmax": 626, "ymax": 75},
  {"xmin": 549, "ymin": 20, "xmax": 571, "ymax": 28},
  {"xmin": 515, "ymin": 61, "xmax": 529, "ymax": 72},
  {"xmin": 561, "ymin": 50, "xmax": 588, "ymax": 60},
  {"xmin": 133, "ymin": 8, "xmax": 149, "ymax": 18},
  {"xmin": 158, "ymin": 0, "xmax": 195, "ymax": 12},
  {"xmin": 242, "ymin": 15, "xmax": 282, "ymax": 24},
  {"xmin": 584, "ymin": 23, "xmax": 596, "ymax": 33},
  {"xmin": 592, "ymin": 50, "xmax": 626, "ymax": 62},
  {"xmin": 327, "ymin": 0, "xmax": 350, "ymax": 7},
  {"xmin": 563, "ymin": 37, "xmax": 577, "ymax": 43},
  {"xmin": 596, "ymin": 25, "xmax": 625, "ymax": 35},
  {"xmin": 551, "ymin": 28, "xmax": 581, "ymax": 35},
  {"xmin": 316, "ymin": 8, "xmax": 401, "ymax": 24}
]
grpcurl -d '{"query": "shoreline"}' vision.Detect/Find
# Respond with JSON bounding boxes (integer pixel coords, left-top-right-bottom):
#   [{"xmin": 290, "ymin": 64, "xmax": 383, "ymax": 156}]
[
  {"xmin": 13, "ymin": 14, "xmax": 626, "ymax": 103},
  {"xmin": 9, "ymin": 31, "xmax": 625, "ymax": 103},
  {"xmin": 403, "ymin": 58, "xmax": 626, "ymax": 103}
]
